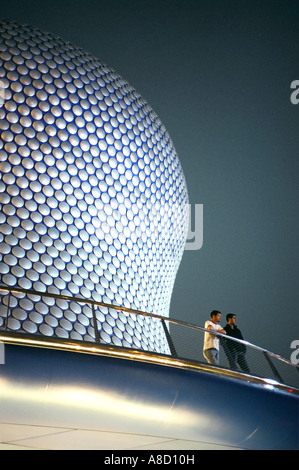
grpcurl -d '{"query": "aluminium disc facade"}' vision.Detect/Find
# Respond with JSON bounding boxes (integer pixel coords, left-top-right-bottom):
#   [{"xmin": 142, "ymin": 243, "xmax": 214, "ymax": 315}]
[{"xmin": 0, "ymin": 19, "xmax": 189, "ymax": 353}]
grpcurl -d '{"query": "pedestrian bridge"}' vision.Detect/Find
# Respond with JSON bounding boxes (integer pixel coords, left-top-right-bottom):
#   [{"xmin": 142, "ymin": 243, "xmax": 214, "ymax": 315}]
[{"xmin": 0, "ymin": 286, "xmax": 298, "ymax": 450}]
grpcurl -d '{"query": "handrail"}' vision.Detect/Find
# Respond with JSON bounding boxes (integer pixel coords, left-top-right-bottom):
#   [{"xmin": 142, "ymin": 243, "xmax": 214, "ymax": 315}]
[
  {"xmin": 0, "ymin": 284, "xmax": 298, "ymax": 390},
  {"xmin": 0, "ymin": 284, "xmax": 294, "ymax": 364}
]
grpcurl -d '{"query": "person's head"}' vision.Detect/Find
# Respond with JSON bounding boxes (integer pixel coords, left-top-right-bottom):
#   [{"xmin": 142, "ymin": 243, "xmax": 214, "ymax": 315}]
[
  {"xmin": 226, "ymin": 313, "xmax": 237, "ymax": 325},
  {"xmin": 210, "ymin": 310, "xmax": 222, "ymax": 323}
]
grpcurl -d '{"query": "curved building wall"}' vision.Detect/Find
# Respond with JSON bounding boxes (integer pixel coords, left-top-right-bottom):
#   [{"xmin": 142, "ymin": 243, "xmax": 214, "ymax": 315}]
[{"xmin": 0, "ymin": 19, "xmax": 189, "ymax": 353}]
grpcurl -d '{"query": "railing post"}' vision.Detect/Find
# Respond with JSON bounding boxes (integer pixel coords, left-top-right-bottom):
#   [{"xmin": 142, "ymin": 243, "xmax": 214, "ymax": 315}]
[
  {"xmin": 161, "ymin": 319, "xmax": 177, "ymax": 357},
  {"xmin": 91, "ymin": 303, "xmax": 100, "ymax": 344},
  {"xmin": 263, "ymin": 351, "xmax": 284, "ymax": 384},
  {"xmin": 5, "ymin": 293, "xmax": 11, "ymax": 331}
]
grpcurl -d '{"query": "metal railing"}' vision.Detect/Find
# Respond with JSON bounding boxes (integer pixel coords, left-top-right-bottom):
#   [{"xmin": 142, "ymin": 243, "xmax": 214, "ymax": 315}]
[{"xmin": 0, "ymin": 285, "xmax": 298, "ymax": 391}]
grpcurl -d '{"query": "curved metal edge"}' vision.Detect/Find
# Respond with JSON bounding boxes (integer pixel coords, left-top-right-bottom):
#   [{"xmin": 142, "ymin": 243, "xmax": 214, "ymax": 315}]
[{"xmin": 1, "ymin": 331, "xmax": 298, "ymax": 397}]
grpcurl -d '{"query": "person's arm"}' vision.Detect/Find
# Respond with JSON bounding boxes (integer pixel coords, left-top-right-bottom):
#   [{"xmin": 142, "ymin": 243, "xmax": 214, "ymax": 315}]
[
  {"xmin": 207, "ymin": 325, "xmax": 226, "ymax": 334},
  {"xmin": 216, "ymin": 325, "xmax": 226, "ymax": 335}
]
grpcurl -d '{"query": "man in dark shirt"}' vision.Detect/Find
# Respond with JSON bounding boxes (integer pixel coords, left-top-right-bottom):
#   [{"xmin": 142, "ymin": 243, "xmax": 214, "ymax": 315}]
[{"xmin": 223, "ymin": 313, "xmax": 250, "ymax": 374}]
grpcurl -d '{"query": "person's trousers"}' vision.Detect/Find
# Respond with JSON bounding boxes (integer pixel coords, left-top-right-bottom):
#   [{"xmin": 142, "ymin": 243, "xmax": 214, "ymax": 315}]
[
  {"xmin": 203, "ymin": 348, "xmax": 219, "ymax": 365},
  {"xmin": 229, "ymin": 351, "xmax": 250, "ymax": 373}
]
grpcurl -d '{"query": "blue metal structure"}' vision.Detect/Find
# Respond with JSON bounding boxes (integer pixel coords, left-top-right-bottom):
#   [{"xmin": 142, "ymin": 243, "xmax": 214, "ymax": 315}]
[{"xmin": 0, "ymin": 333, "xmax": 298, "ymax": 450}]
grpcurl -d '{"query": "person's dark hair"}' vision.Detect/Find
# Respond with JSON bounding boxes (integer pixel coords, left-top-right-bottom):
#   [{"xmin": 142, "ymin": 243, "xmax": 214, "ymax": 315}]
[
  {"xmin": 210, "ymin": 310, "xmax": 221, "ymax": 319},
  {"xmin": 226, "ymin": 313, "xmax": 236, "ymax": 321}
]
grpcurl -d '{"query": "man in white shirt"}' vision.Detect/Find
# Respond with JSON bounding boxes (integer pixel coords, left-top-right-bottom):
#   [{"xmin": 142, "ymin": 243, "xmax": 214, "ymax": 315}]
[{"xmin": 203, "ymin": 310, "xmax": 226, "ymax": 365}]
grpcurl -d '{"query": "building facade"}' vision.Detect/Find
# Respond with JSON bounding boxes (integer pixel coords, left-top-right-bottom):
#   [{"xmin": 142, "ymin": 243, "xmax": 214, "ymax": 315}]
[{"xmin": 0, "ymin": 19, "xmax": 189, "ymax": 353}]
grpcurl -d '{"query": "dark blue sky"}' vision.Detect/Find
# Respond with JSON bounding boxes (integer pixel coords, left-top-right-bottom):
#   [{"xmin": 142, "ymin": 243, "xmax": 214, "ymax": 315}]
[{"xmin": 1, "ymin": 0, "xmax": 299, "ymax": 359}]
